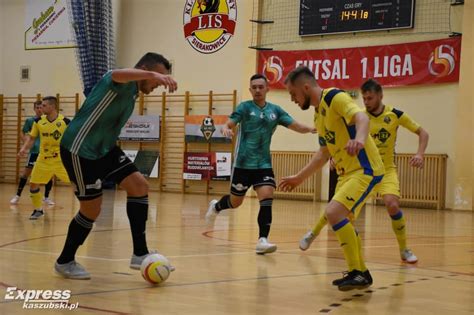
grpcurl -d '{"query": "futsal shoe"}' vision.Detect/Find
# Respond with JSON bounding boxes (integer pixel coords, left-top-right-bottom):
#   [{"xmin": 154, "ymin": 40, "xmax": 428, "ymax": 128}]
[
  {"xmin": 299, "ymin": 230, "xmax": 316, "ymax": 251},
  {"xmin": 205, "ymin": 199, "xmax": 218, "ymax": 224},
  {"xmin": 54, "ymin": 261, "xmax": 90, "ymax": 280},
  {"xmin": 43, "ymin": 197, "xmax": 55, "ymax": 206},
  {"xmin": 130, "ymin": 250, "xmax": 175, "ymax": 272},
  {"xmin": 336, "ymin": 270, "xmax": 371, "ymax": 291},
  {"xmin": 401, "ymin": 249, "xmax": 418, "ymax": 263},
  {"xmin": 10, "ymin": 195, "xmax": 20, "ymax": 204},
  {"xmin": 333, "ymin": 270, "xmax": 373, "ymax": 286},
  {"xmin": 29, "ymin": 210, "xmax": 44, "ymax": 220},
  {"xmin": 256, "ymin": 237, "xmax": 277, "ymax": 255}
]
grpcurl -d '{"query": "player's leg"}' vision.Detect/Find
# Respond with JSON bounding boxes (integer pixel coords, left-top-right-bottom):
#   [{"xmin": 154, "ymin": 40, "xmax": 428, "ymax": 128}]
[
  {"xmin": 205, "ymin": 167, "xmax": 248, "ymax": 224},
  {"xmin": 11, "ymin": 154, "xmax": 36, "ymax": 204},
  {"xmin": 55, "ymin": 148, "xmax": 102, "ymax": 280},
  {"xmin": 43, "ymin": 178, "xmax": 54, "ymax": 205},
  {"xmin": 328, "ymin": 173, "xmax": 382, "ymax": 291},
  {"xmin": 28, "ymin": 160, "xmax": 54, "ymax": 219},
  {"xmin": 379, "ymin": 168, "xmax": 418, "ymax": 263},
  {"xmin": 254, "ymin": 169, "xmax": 277, "ymax": 254}
]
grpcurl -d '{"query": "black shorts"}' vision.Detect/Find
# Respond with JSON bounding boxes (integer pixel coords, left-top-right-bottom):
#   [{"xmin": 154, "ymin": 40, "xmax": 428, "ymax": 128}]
[
  {"xmin": 230, "ymin": 168, "xmax": 276, "ymax": 196},
  {"xmin": 26, "ymin": 153, "xmax": 39, "ymax": 168},
  {"xmin": 60, "ymin": 146, "xmax": 139, "ymax": 200}
]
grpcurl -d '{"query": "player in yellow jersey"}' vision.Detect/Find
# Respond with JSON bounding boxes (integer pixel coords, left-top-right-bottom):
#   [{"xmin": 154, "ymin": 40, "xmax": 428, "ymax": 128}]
[
  {"xmin": 18, "ymin": 96, "xmax": 70, "ymax": 220},
  {"xmin": 299, "ymin": 79, "xmax": 429, "ymax": 264},
  {"xmin": 280, "ymin": 66, "xmax": 384, "ymax": 291}
]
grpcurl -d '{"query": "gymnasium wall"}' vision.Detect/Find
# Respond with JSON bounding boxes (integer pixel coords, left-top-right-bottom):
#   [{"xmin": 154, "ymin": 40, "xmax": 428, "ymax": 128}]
[{"xmin": 0, "ymin": 1, "xmax": 471, "ymax": 209}]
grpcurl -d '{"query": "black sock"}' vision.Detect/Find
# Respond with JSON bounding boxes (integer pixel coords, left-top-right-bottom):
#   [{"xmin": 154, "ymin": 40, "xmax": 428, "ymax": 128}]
[
  {"xmin": 16, "ymin": 176, "xmax": 28, "ymax": 196},
  {"xmin": 258, "ymin": 198, "xmax": 273, "ymax": 238},
  {"xmin": 215, "ymin": 195, "xmax": 233, "ymax": 211},
  {"xmin": 44, "ymin": 179, "xmax": 53, "ymax": 198},
  {"xmin": 57, "ymin": 212, "xmax": 94, "ymax": 264},
  {"xmin": 127, "ymin": 195, "xmax": 149, "ymax": 256}
]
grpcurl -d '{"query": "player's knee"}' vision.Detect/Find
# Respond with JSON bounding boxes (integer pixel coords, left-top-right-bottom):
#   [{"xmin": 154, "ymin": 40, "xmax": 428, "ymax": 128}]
[{"xmin": 385, "ymin": 199, "xmax": 399, "ymax": 214}]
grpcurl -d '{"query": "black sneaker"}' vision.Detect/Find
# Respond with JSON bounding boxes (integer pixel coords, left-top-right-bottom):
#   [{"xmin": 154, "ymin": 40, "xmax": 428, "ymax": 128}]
[
  {"xmin": 363, "ymin": 270, "xmax": 373, "ymax": 285},
  {"xmin": 332, "ymin": 271, "xmax": 349, "ymax": 286},
  {"xmin": 337, "ymin": 270, "xmax": 370, "ymax": 291},
  {"xmin": 29, "ymin": 210, "xmax": 44, "ymax": 220}
]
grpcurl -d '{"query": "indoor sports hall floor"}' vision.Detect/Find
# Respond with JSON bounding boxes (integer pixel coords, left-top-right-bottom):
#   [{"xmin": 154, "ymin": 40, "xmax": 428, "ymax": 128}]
[{"xmin": 0, "ymin": 184, "xmax": 472, "ymax": 315}]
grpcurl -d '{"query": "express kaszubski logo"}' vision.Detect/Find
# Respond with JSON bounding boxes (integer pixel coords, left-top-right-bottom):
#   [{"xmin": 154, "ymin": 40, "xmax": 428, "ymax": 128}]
[
  {"xmin": 4, "ymin": 287, "xmax": 78, "ymax": 310},
  {"xmin": 262, "ymin": 56, "xmax": 284, "ymax": 84},
  {"xmin": 428, "ymin": 44, "xmax": 456, "ymax": 78},
  {"xmin": 183, "ymin": 0, "xmax": 237, "ymax": 54}
]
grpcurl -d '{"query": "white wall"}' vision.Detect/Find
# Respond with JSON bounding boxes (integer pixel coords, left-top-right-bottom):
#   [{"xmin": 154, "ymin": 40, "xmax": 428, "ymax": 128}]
[{"xmin": 0, "ymin": 0, "xmax": 81, "ymax": 96}]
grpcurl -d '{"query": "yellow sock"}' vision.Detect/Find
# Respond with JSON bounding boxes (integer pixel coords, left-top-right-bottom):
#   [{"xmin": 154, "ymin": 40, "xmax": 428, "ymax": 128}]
[
  {"xmin": 312, "ymin": 214, "xmax": 328, "ymax": 235},
  {"xmin": 333, "ymin": 218, "xmax": 360, "ymax": 271},
  {"xmin": 30, "ymin": 189, "xmax": 42, "ymax": 210},
  {"xmin": 390, "ymin": 210, "xmax": 407, "ymax": 251},
  {"xmin": 355, "ymin": 230, "xmax": 367, "ymax": 272}
]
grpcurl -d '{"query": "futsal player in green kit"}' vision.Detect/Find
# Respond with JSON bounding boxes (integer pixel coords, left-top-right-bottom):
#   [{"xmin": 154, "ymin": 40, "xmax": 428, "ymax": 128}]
[
  {"xmin": 205, "ymin": 74, "xmax": 315, "ymax": 254},
  {"xmin": 55, "ymin": 52, "xmax": 177, "ymax": 279}
]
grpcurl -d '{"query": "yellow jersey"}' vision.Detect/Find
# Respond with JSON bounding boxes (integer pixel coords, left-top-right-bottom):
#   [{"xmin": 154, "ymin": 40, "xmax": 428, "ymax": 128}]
[
  {"xmin": 30, "ymin": 114, "xmax": 70, "ymax": 160},
  {"xmin": 314, "ymin": 88, "xmax": 384, "ymax": 177},
  {"xmin": 366, "ymin": 105, "xmax": 420, "ymax": 169}
]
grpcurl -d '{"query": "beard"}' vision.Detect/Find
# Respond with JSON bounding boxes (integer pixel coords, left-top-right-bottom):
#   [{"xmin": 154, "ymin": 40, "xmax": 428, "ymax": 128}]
[{"xmin": 301, "ymin": 95, "xmax": 311, "ymax": 110}]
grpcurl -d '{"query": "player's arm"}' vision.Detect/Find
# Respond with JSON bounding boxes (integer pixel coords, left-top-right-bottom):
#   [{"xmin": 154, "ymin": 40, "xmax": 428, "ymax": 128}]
[
  {"xmin": 410, "ymin": 127, "xmax": 429, "ymax": 168},
  {"xmin": 111, "ymin": 68, "xmax": 177, "ymax": 92},
  {"xmin": 345, "ymin": 112, "xmax": 370, "ymax": 156},
  {"xmin": 221, "ymin": 119, "xmax": 237, "ymax": 138},
  {"xmin": 287, "ymin": 121, "xmax": 316, "ymax": 134},
  {"xmin": 18, "ymin": 134, "xmax": 36, "ymax": 158},
  {"xmin": 279, "ymin": 146, "xmax": 330, "ymax": 192}
]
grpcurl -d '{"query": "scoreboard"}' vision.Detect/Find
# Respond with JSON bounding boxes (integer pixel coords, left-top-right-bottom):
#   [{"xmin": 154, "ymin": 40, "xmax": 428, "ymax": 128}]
[{"xmin": 299, "ymin": 0, "xmax": 416, "ymax": 36}]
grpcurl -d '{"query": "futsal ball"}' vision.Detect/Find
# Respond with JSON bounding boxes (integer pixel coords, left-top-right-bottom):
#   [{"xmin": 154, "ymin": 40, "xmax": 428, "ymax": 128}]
[{"xmin": 140, "ymin": 254, "xmax": 171, "ymax": 285}]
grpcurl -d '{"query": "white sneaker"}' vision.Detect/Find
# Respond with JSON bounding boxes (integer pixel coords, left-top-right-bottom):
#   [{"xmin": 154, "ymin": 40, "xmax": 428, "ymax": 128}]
[
  {"xmin": 205, "ymin": 200, "xmax": 218, "ymax": 224},
  {"xmin": 130, "ymin": 250, "xmax": 175, "ymax": 272},
  {"xmin": 54, "ymin": 261, "xmax": 90, "ymax": 280},
  {"xmin": 401, "ymin": 249, "xmax": 418, "ymax": 263},
  {"xmin": 43, "ymin": 197, "xmax": 55, "ymax": 206},
  {"xmin": 10, "ymin": 195, "xmax": 20, "ymax": 204},
  {"xmin": 256, "ymin": 237, "xmax": 277, "ymax": 255},
  {"xmin": 299, "ymin": 230, "xmax": 316, "ymax": 251}
]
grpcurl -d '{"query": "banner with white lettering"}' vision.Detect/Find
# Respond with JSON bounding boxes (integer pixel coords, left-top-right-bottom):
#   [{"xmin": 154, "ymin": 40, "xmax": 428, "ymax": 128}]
[
  {"xmin": 258, "ymin": 37, "xmax": 461, "ymax": 89},
  {"xmin": 183, "ymin": 152, "xmax": 232, "ymax": 181},
  {"xmin": 25, "ymin": 0, "xmax": 76, "ymax": 50},
  {"xmin": 119, "ymin": 115, "xmax": 160, "ymax": 141}
]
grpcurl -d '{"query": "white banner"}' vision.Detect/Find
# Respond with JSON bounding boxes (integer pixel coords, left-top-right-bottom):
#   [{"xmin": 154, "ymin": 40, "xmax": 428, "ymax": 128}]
[
  {"xmin": 119, "ymin": 115, "xmax": 160, "ymax": 141},
  {"xmin": 25, "ymin": 0, "xmax": 76, "ymax": 50}
]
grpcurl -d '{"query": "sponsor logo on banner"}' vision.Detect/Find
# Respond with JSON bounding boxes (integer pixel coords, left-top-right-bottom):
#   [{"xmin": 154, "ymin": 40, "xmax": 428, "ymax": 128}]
[
  {"xmin": 200, "ymin": 116, "xmax": 216, "ymax": 141},
  {"xmin": 183, "ymin": 0, "xmax": 237, "ymax": 54},
  {"xmin": 263, "ymin": 56, "xmax": 284, "ymax": 84},
  {"xmin": 428, "ymin": 45, "xmax": 456, "ymax": 78}
]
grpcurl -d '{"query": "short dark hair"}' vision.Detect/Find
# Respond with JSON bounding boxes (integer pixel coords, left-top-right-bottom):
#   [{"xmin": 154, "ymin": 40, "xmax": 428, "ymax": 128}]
[
  {"xmin": 284, "ymin": 66, "xmax": 315, "ymax": 85},
  {"xmin": 33, "ymin": 100, "xmax": 42, "ymax": 107},
  {"xmin": 361, "ymin": 79, "xmax": 383, "ymax": 93},
  {"xmin": 250, "ymin": 74, "xmax": 268, "ymax": 83},
  {"xmin": 42, "ymin": 96, "xmax": 58, "ymax": 108},
  {"xmin": 135, "ymin": 52, "xmax": 172, "ymax": 71}
]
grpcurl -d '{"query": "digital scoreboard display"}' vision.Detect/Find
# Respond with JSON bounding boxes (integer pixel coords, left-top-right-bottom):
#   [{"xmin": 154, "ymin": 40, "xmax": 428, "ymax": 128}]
[{"xmin": 299, "ymin": 0, "xmax": 416, "ymax": 36}]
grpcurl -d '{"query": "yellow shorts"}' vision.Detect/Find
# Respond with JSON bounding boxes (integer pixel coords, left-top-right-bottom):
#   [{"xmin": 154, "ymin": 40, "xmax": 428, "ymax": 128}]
[
  {"xmin": 372, "ymin": 167, "xmax": 400, "ymax": 197},
  {"xmin": 332, "ymin": 170, "xmax": 383, "ymax": 219},
  {"xmin": 30, "ymin": 157, "xmax": 70, "ymax": 184}
]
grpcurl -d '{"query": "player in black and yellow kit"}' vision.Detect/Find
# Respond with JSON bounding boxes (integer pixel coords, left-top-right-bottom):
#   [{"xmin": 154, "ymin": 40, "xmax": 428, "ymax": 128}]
[
  {"xmin": 18, "ymin": 96, "xmax": 70, "ymax": 220},
  {"xmin": 280, "ymin": 66, "xmax": 384, "ymax": 291},
  {"xmin": 362, "ymin": 79, "xmax": 429, "ymax": 262},
  {"xmin": 299, "ymin": 79, "xmax": 429, "ymax": 264}
]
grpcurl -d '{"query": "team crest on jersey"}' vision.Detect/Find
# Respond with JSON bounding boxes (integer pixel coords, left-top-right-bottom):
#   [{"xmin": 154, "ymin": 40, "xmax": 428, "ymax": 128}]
[
  {"xmin": 52, "ymin": 130, "xmax": 61, "ymax": 140},
  {"xmin": 324, "ymin": 130, "xmax": 336, "ymax": 145},
  {"xmin": 269, "ymin": 113, "xmax": 276, "ymax": 120},
  {"xmin": 183, "ymin": 0, "xmax": 237, "ymax": 54},
  {"xmin": 384, "ymin": 116, "xmax": 391, "ymax": 124},
  {"xmin": 373, "ymin": 128, "xmax": 391, "ymax": 143},
  {"xmin": 200, "ymin": 116, "xmax": 216, "ymax": 141}
]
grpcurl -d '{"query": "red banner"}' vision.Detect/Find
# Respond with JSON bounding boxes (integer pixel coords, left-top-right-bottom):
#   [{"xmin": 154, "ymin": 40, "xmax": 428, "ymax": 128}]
[{"xmin": 258, "ymin": 37, "xmax": 461, "ymax": 89}]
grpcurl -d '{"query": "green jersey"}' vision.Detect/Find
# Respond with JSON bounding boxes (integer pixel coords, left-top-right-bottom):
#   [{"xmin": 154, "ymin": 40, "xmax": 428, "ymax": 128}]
[
  {"xmin": 61, "ymin": 71, "xmax": 138, "ymax": 159},
  {"xmin": 23, "ymin": 117, "xmax": 40, "ymax": 154},
  {"xmin": 230, "ymin": 100, "xmax": 294, "ymax": 169}
]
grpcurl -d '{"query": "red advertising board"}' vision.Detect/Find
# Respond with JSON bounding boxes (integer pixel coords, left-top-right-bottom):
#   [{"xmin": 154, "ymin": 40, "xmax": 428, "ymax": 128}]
[{"xmin": 258, "ymin": 37, "xmax": 461, "ymax": 89}]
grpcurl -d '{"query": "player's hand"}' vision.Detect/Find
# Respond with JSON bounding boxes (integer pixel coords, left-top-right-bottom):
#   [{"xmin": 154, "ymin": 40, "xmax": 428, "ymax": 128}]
[
  {"xmin": 278, "ymin": 175, "xmax": 303, "ymax": 192},
  {"xmin": 221, "ymin": 127, "xmax": 234, "ymax": 138},
  {"xmin": 409, "ymin": 154, "xmax": 424, "ymax": 168},
  {"xmin": 344, "ymin": 139, "xmax": 364, "ymax": 156},
  {"xmin": 310, "ymin": 127, "xmax": 317, "ymax": 134},
  {"xmin": 152, "ymin": 73, "xmax": 178, "ymax": 93},
  {"xmin": 18, "ymin": 148, "xmax": 28, "ymax": 158}
]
